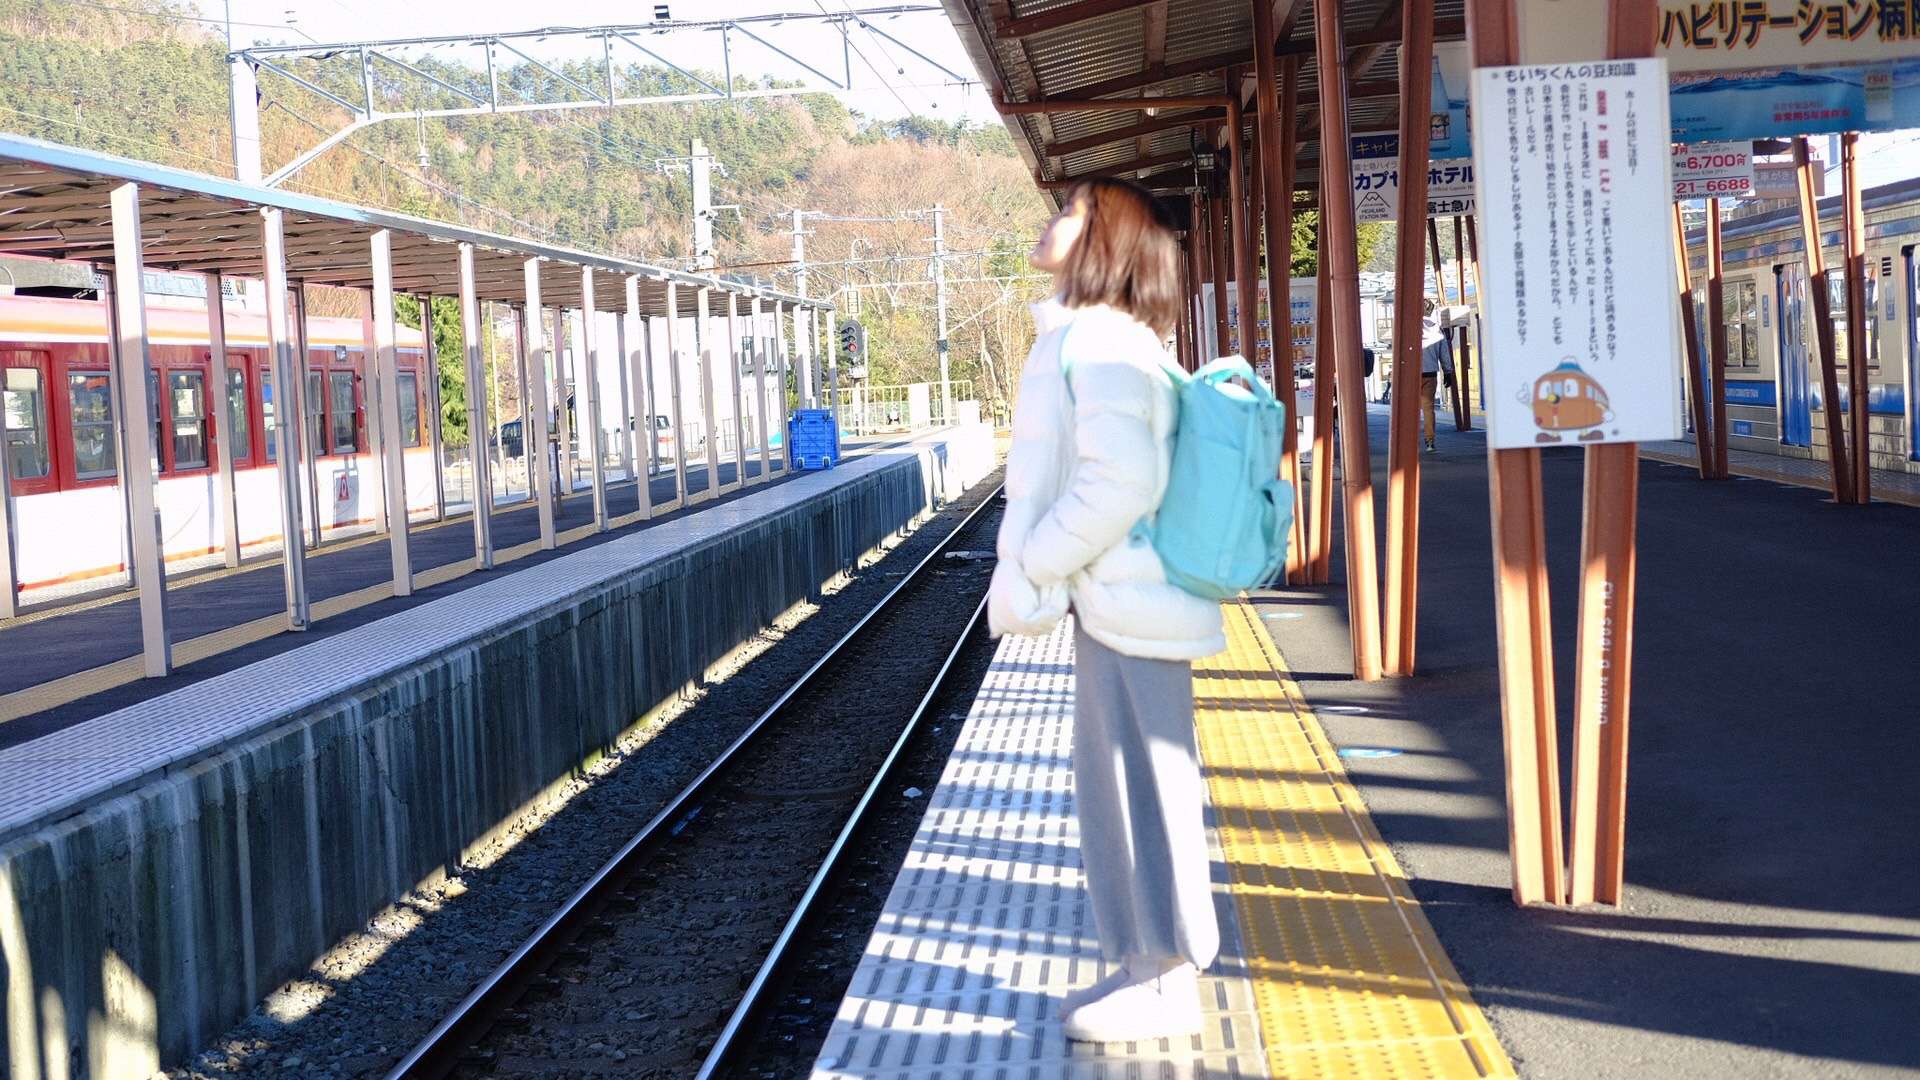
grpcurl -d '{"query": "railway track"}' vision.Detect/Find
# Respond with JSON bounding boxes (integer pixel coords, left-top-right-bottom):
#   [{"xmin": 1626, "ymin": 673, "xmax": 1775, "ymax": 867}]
[{"xmin": 385, "ymin": 481, "xmax": 1005, "ymax": 1079}]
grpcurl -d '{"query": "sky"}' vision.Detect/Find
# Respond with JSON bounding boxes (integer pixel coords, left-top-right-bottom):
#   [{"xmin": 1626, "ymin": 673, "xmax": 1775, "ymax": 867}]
[{"xmin": 191, "ymin": 0, "xmax": 992, "ymax": 123}]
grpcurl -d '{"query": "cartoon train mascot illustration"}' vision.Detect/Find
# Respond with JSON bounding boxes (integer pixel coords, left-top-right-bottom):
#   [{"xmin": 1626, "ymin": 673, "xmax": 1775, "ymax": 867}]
[{"xmin": 1522, "ymin": 360, "xmax": 1613, "ymax": 443}]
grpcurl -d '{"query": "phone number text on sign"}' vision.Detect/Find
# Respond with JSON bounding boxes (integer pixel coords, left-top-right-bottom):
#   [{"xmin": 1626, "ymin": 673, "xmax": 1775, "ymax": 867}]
[
  {"xmin": 1671, "ymin": 140, "xmax": 1753, "ymax": 200},
  {"xmin": 1469, "ymin": 59, "xmax": 1684, "ymax": 450}
]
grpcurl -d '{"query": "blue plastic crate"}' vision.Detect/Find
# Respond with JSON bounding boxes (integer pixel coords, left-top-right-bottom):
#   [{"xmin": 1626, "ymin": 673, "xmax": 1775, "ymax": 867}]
[{"xmin": 787, "ymin": 409, "xmax": 840, "ymax": 470}]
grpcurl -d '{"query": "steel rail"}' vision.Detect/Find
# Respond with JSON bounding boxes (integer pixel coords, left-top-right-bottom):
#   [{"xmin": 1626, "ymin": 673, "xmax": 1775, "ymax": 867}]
[
  {"xmin": 385, "ymin": 482, "xmax": 1004, "ymax": 1078},
  {"xmin": 697, "ymin": 588, "xmax": 989, "ymax": 1077}
]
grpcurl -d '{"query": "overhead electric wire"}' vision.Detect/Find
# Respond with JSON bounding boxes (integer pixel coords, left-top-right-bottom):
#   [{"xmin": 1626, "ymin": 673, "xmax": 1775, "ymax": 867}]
[{"xmin": 52, "ymin": 0, "xmax": 319, "ymax": 40}]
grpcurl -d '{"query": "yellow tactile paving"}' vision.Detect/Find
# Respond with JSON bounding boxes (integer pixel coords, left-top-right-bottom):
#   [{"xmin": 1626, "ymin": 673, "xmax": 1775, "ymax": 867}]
[{"xmin": 1195, "ymin": 602, "xmax": 1515, "ymax": 1080}]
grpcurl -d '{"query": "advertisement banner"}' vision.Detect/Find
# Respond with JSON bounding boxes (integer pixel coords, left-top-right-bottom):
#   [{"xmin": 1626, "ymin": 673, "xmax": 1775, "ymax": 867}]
[
  {"xmin": 1470, "ymin": 59, "xmax": 1684, "ymax": 450},
  {"xmin": 1657, "ymin": 0, "xmax": 1920, "ymax": 72},
  {"xmin": 1751, "ymin": 157, "xmax": 1825, "ymax": 198},
  {"xmin": 1669, "ymin": 56, "xmax": 1920, "ymax": 140},
  {"xmin": 1351, "ymin": 131, "xmax": 1477, "ymax": 222},
  {"xmin": 1431, "ymin": 41, "xmax": 1474, "ymax": 157},
  {"xmin": 1671, "ymin": 140, "xmax": 1756, "ymax": 198}
]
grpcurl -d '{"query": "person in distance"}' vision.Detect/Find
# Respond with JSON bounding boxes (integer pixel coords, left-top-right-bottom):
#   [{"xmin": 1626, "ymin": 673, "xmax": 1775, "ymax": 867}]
[{"xmin": 987, "ymin": 177, "xmax": 1225, "ymax": 1044}]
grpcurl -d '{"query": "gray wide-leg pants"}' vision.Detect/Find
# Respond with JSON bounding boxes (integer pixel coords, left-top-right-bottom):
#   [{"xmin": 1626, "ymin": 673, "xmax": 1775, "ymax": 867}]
[{"xmin": 1072, "ymin": 623, "xmax": 1220, "ymax": 971}]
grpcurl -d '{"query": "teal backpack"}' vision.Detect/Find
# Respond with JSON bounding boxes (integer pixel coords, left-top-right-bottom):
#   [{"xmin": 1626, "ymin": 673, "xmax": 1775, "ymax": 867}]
[{"xmin": 1065, "ymin": 347, "xmax": 1294, "ymax": 600}]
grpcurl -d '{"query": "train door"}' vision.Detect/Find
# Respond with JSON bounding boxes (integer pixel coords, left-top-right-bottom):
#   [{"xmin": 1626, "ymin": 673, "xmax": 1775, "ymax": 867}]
[
  {"xmin": 2, "ymin": 350, "xmax": 56, "ymax": 498},
  {"xmin": 1775, "ymin": 264, "xmax": 1814, "ymax": 447},
  {"xmin": 1905, "ymin": 245, "xmax": 1919, "ymax": 462}
]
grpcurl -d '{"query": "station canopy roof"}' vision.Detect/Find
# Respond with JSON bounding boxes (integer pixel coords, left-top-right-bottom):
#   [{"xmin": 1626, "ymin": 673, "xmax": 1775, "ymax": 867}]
[
  {"xmin": 941, "ymin": 0, "xmax": 1469, "ymax": 197},
  {"xmin": 0, "ymin": 134, "xmax": 817, "ymax": 317}
]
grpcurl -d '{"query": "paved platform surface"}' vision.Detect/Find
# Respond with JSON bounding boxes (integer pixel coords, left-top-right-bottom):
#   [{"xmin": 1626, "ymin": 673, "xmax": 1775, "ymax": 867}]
[
  {"xmin": 0, "ymin": 438, "xmax": 941, "ymax": 842},
  {"xmin": 1268, "ymin": 406, "xmax": 1920, "ymax": 1079},
  {"xmin": 813, "ymin": 603, "xmax": 1510, "ymax": 1080},
  {"xmin": 1642, "ymin": 437, "xmax": 1920, "ymax": 506},
  {"xmin": 0, "ymin": 439, "xmax": 922, "ymax": 736}
]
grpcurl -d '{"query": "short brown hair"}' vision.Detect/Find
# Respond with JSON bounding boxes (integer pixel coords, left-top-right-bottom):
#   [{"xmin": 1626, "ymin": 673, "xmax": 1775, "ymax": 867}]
[{"xmin": 1056, "ymin": 178, "xmax": 1182, "ymax": 337}]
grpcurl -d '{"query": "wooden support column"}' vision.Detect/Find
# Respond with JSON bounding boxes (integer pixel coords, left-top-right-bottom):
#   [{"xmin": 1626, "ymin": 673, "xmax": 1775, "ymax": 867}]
[
  {"xmin": 1253, "ymin": 11, "xmax": 1307, "ymax": 582},
  {"xmin": 1226, "ymin": 80, "xmax": 1259, "ymax": 362},
  {"xmin": 1672, "ymin": 204, "xmax": 1714, "ymax": 478},
  {"xmin": 1310, "ymin": 224, "xmax": 1336, "ymax": 585},
  {"xmin": 1841, "ymin": 132, "xmax": 1871, "ymax": 504},
  {"xmin": 204, "ymin": 272, "xmax": 242, "ymax": 568},
  {"xmin": 1427, "ymin": 219, "xmax": 1448, "ymax": 304},
  {"xmin": 456, "ymin": 245, "xmax": 494, "ymax": 568},
  {"xmin": 521, "ymin": 260, "xmax": 558, "ymax": 548},
  {"xmin": 369, "ymin": 229, "xmax": 413, "ymax": 595},
  {"xmin": 1794, "ymin": 136, "xmax": 1852, "ymax": 503},
  {"xmin": 419, "ymin": 296, "xmax": 448, "ymax": 522},
  {"xmin": 1566, "ymin": 0, "xmax": 1655, "ymax": 908},
  {"xmin": 259, "ymin": 208, "xmax": 309, "ymax": 630},
  {"xmin": 695, "ymin": 286, "xmax": 720, "ymax": 501},
  {"xmin": 1384, "ymin": 0, "xmax": 1436, "ymax": 677},
  {"xmin": 1463, "ymin": 213, "xmax": 1482, "ymax": 422},
  {"xmin": 751, "ymin": 297, "xmax": 773, "ymax": 482},
  {"xmin": 664, "ymin": 281, "xmax": 692, "ymax": 504},
  {"xmin": 1467, "ymin": 0, "xmax": 1563, "ymax": 906},
  {"xmin": 1207, "ymin": 185, "xmax": 1232, "ymax": 356},
  {"xmin": 104, "ymin": 183, "xmax": 172, "ymax": 676},
  {"xmin": 1312, "ymin": 0, "xmax": 1383, "ymax": 681},
  {"xmin": 1453, "ymin": 216, "xmax": 1470, "ymax": 305},
  {"xmin": 1186, "ymin": 191, "xmax": 1208, "ymax": 364},
  {"xmin": 290, "ymin": 284, "xmax": 322, "ymax": 549},
  {"xmin": 1705, "ymin": 198, "xmax": 1731, "ymax": 479}
]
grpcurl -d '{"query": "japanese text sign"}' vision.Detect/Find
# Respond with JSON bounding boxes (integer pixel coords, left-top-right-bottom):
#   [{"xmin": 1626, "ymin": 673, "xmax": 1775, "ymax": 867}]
[
  {"xmin": 1672, "ymin": 141, "xmax": 1755, "ymax": 198},
  {"xmin": 1471, "ymin": 60, "xmax": 1684, "ymax": 450},
  {"xmin": 1350, "ymin": 131, "xmax": 1478, "ymax": 222},
  {"xmin": 1657, "ymin": 0, "xmax": 1919, "ymax": 71}
]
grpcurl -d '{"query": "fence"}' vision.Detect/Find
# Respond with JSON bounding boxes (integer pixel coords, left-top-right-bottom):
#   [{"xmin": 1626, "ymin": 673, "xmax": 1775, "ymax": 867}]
[{"xmin": 833, "ymin": 381, "xmax": 975, "ymax": 435}]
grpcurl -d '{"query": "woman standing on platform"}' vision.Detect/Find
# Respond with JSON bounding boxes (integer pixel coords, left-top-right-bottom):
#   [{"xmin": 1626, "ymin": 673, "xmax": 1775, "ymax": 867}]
[{"xmin": 987, "ymin": 177, "xmax": 1226, "ymax": 1043}]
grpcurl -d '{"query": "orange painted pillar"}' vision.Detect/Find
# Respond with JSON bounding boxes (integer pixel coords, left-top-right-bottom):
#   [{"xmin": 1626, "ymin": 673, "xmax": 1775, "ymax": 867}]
[
  {"xmin": 1841, "ymin": 132, "xmax": 1871, "ymax": 504},
  {"xmin": 1794, "ymin": 136, "xmax": 1852, "ymax": 503},
  {"xmin": 1310, "ymin": 220, "xmax": 1336, "ymax": 586},
  {"xmin": 1673, "ymin": 204, "xmax": 1714, "ymax": 479},
  {"xmin": 1706, "ymin": 197, "xmax": 1731, "ymax": 479}
]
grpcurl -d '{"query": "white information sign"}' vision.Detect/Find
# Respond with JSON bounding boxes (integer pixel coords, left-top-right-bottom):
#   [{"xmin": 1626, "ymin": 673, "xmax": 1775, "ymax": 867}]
[
  {"xmin": 1470, "ymin": 59, "xmax": 1683, "ymax": 450},
  {"xmin": 1351, "ymin": 131, "xmax": 1477, "ymax": 223},
  {"xmin": 1671, "ymin": 141, "xmax": 1754, "ymax": 199}
]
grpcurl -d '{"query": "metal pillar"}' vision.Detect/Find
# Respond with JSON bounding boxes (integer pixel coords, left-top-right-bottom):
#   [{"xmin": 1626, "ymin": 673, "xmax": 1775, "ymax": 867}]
[
  {"xmin": 626, "ymin": 278, "xmax": 657, "ymax": 518},
  {"xmin": 521, "ymin": 260, "xmax": 557, "ymax": 548},
  {"xmin": 1311, "ymin": 0, "xmax": 1383, "ymax": 682},
  {"xmin": 1672, "ymin": 204, "xmax": 1713, "ymax": 477},
  {"xmin": 752, "ymin": 297, "xmax": 773, "ymax": 482},
  {"xmin": 1309, "ymin": 220, "xmax": 1335, "ymax": 585},
  {"xmin": 420, "ymin": 295, "xmax": 447, "ymax": 520},
  {"xmin": 581, "ymin": 268, "xmax": 610, "ymax": 530},
  {"xmin": 664, "ymin": 280, "xmax": 691, "ymax": 505},
  {"xmin": 1384, "ymin": 0, "xmax": 1436, "ymax": 678},
  {"xmin": 1207, "ymin": 184, "xmax": 1231, "ymax": 356},
  {"xmin": 934, "ymin": 205, "xmax": 952, "ymax": 424},
  {"xmin": 1427, "ymin": 219, "xmax": 1449, "ymax": 305},
  {"xmin": 694, "ymin": 286, "xmax": 720, "ymax": 501},
  {"xmin": 204, "ymin": 272, "xmax": 243, "ymax": 568},
  {"xmin": 1225, "ymin": 87, "xmax": 1258, "ymax": 363},
  {"xmin": 358, "ymin": 291, "xmax": 390, "ymax": 537},
  {"xmin": 457, "ymin": 244, "xmax": 493, "ymax": 568},
  {"xmin": 1705, "ymin": 198, "xmax": 1731, "ymax": 480},
  {"xmin": 1251, "ymin": 13, "xmax": 1305, "ymax": 581},
  {"xmin": 229, "ymin": 56, "xmax": 263, "ymax": 183},
  {"xmin": 727, "ymin": 292, "xmax": 749, "ymax": 488},
  {"xmin": 552, "ymin": 307, "xmax": 574, "ymax": 500},
  {"xmin": 369, "ymin": 230, "xmax": 413, "ymax": 595},
  {"xmin": 613, "ymin": 312, "xmax": 634, "ymax": 484},
  {"xmin": 290, "ymin": 284, "xmax": 322, "ymax": 548},
  {"xmin": 821, "ymin": 305, "xmax": 841, "ymax": 434},
  {"xmin": 260, "ymin": 208, "xmax": 310, "ymax": 629},
  {"xmin": 1185, "ymin": 191, "xmax": 1207, "ymax": 366},
  {"xmin": 773, "ymin": 302, "xmax": 791, "ymax": 472},
  {"xmin": 105, "ymin": 183, "xmax": 172, "ymax": 676},
  {"xmin": 1793, "ymin": 135, "xmax": 1851, "ymax": 503},
  {"xmin": 1841, "ymin": 131, "xmax": 1871, "ymax": 504}
]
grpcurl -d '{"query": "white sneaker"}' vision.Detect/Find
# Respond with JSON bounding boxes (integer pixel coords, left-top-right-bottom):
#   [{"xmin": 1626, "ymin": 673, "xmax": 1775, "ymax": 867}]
[
  {"xmin": 1061, "ymin": 963, "xmax": 1203, "ymax": 1043},
  {"xmin": 1060, "ymin": 962, "xmax": 1135, "ymax": 1020}
]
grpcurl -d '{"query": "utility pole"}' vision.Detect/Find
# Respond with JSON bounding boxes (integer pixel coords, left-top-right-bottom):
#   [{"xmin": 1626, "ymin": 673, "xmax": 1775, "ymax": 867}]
[
  {"xmin": 690, "ymin": 137, "xmax": 715, "ymax": 271},
  {"xmin": 791, "ymin": 208, "xmax": 814, "ymax": 406},
  {"xmin": 226, "ymin": 0, "xmax": 262, "ymax": 183},
  {"xmin": 932, "ymin": 204, "xmax": 951, "ymax": 425}
]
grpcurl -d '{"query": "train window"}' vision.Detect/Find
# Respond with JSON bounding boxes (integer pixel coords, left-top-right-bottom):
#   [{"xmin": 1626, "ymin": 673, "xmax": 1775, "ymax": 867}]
[
  {"xmin": 147, "ymin": 371, "xmax": 164, "ymax": 474},
  {"xmin": 226, "ymin": 366, "xmax": 251, "ymax": 463},
  {"xmin": 3, "ymin": 368, "xmax": 50, "ymax": 481},
  {"xmin": 1723, "ymin": 281, "xmax": 1761, "ymax": 370},
  {"xmin": 306, "ymin": 371, "xmax": 323, "ymax": 456},
  {"xmin": 1829, "ymin": 274, "xmax": 1883, "ymax": 372},
  {"xmin": 170, "ymin": 371, "xmax": 209, "ymax": 471},
  {"xmin": 68, "ymin": 372, "xmax": 118, "ymax": 480},
  {"xmin": 261, "ymin": 369, "xmax": 277, "ymax": 463},
  {"xmin": 329, "ymin": 371, "xmax": 358, "ymax": 454},
  {"xmin": 397, "ymin": 371, "xmax": 422, "ymax": 448}
]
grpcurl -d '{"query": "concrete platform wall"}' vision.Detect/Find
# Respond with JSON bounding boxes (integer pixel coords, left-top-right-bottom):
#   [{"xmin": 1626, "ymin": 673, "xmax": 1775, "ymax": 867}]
[{"xmin": 0, "ymin": 431, "xmax": 996, "ymax": 1079}]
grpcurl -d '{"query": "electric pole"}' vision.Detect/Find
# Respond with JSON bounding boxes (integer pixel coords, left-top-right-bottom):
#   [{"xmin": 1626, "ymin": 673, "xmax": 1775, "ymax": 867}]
[
  {"xmin": 932, "ymin": 204, "xmax": 950, "ymax": 425},
  {"xmin": 690, "ymin": 137, "xmax": 715, "ymax": 271},
  {"xmin": 791, "ymin": 208, "xmax": 815, "ymax": 406}
]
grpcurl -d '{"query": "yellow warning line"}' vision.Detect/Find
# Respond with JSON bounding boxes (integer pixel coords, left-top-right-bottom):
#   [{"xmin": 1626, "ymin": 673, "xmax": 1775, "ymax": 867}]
[{"xmin": 1194, "ymin": 602, "xmax": 1514, "ymax": 1080}]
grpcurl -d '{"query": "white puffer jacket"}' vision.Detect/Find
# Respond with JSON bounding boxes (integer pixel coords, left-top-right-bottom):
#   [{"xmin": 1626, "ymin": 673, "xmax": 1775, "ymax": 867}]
[{"xmin": 988, "ymin": 299, "xmax": 1225, "ymax": 660}]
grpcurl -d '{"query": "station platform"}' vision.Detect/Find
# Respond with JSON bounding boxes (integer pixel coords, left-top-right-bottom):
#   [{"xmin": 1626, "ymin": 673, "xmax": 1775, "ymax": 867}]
[
  {"xmin": 0, "ymin": 437, "xmax": 912, "ymax": 736},
  {"xmin": 0, "ymin": 425, "xmax": 996, "ymax": 1075},
  {"xmin": 812, "ymin": 602, "xmax": 1513, "ymax": 1080}
]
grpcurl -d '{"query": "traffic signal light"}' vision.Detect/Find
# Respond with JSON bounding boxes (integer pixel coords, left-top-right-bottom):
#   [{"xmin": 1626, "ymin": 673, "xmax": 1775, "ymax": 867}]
[{"xmin": 838, "ymin": 318, "xmax": 864, "ymax": 364}]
